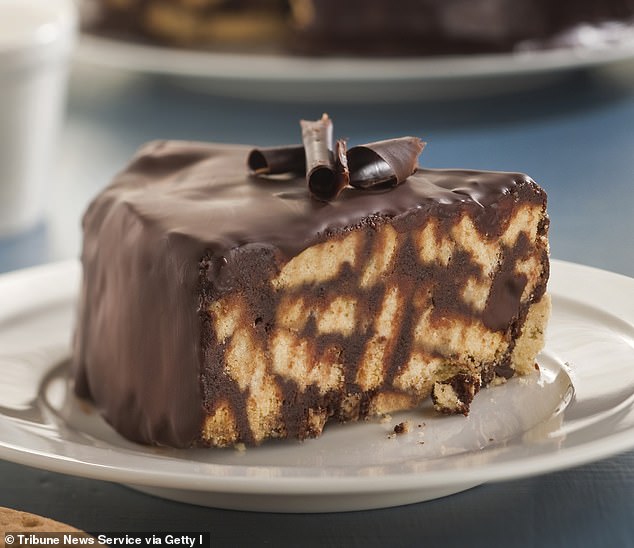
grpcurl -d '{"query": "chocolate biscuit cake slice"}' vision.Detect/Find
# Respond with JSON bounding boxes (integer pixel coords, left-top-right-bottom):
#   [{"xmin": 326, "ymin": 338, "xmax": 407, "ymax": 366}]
[{"xmin": 73, "ymin": 140, "xmax": 550, "ymax": 448}]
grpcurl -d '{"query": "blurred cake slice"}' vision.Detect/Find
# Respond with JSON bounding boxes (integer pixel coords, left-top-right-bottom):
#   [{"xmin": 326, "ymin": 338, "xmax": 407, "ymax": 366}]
[{"xmin": 86, "ymin": 0, "xmax": 634, "ymax": 55}]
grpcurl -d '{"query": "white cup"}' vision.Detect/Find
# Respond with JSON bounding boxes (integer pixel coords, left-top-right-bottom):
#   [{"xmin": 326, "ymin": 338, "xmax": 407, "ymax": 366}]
[{"xmin": 0, "ymin": 0, "xmax": 77, "ymax": 237}]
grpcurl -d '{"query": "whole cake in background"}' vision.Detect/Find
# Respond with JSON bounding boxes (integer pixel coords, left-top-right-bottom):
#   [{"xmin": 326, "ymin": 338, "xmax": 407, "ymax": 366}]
[
  {"xmin": 85, "ymin": 0, "xmax": 634, "ymax": 54},
  {"xmin": 72, "ymin": 117, "xmax": 550, "ymax": 448}
]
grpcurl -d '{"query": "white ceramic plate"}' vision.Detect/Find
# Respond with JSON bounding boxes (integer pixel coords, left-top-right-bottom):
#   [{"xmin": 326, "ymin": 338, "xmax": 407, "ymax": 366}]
[
  {"xmin": 74, "ymin": 27, "xmax": 634, "ymax": 101},
  {"xmin": 0, "ymin": 259, "xmax": 633, "ymax": 512}
]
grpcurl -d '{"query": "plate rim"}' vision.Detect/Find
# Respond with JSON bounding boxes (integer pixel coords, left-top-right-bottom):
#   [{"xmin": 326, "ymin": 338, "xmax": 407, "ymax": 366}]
[
  {"xmin": 75, "ymin": 31, "xmax": 634, "ymax": 82},
  {"xmin": 0, "ymin": 258, "xmax": 633, "ymax": 496}
]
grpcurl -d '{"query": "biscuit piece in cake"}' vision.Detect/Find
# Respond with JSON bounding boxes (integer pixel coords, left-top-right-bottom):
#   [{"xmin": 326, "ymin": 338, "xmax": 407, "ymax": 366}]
[
  {"xmin": 92, "ymin": 0, "xmax": 288, "ymax": 47},
  {"xmin": 73, "ymin": 140, "xmax": 550, "ymax": 448}
]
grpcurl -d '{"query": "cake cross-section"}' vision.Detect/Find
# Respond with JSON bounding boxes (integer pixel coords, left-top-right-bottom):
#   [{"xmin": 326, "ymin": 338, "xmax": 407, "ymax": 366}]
[{"xmin": 72, "ymin": 140, "xmax": 550, "ymax": 448}]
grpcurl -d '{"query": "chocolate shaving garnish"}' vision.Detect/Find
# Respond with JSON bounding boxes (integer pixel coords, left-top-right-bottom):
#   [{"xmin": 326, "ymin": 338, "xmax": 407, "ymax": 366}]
[
  {"xmin": 348, "ymin": 137, "xmax": 425, "ymax": 189},
  {"xmin": 247, "ymin": 145, "xmax": 306, "ymax": 175},
  {"xmin": 249, "ymin": 117, "xmax": 426, "ymax": 201},
  {"xmin": 301, "ymin": 114, "xmax": 340, "ymax": 202},
  {"xmin": 308, "ymin": 138, "xmax": 350, "ymax": 202},
  {"xmin": 335, "ymin": 138, "xmax": 350, "ymax": 190}
]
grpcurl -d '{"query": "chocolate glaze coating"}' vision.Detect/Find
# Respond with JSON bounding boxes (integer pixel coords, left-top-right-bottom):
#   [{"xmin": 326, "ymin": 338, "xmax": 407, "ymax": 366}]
[{"xmin": 72, "ymin": 140, "xmax": 547, "ymax": 447}]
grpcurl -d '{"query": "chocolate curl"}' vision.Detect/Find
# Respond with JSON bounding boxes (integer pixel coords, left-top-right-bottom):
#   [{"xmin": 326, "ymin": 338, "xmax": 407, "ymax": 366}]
[
  {"xmin": 300, "ymin": 114, "xmax": 340, "ymax": 201},
  {"xmin": 247, "ymin": 145, "xmax": 306, "ymax": 175},
  {"xmin": 308, "ymin": 138, "xmax": 350, "ymax": 201},
  {"xmin": 335, "ymin": 138, "xmax": 350, "ymax": 190},
  {"xmin": 348, "ymin": 137, "xmax": 426, "ymax": 189}
]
